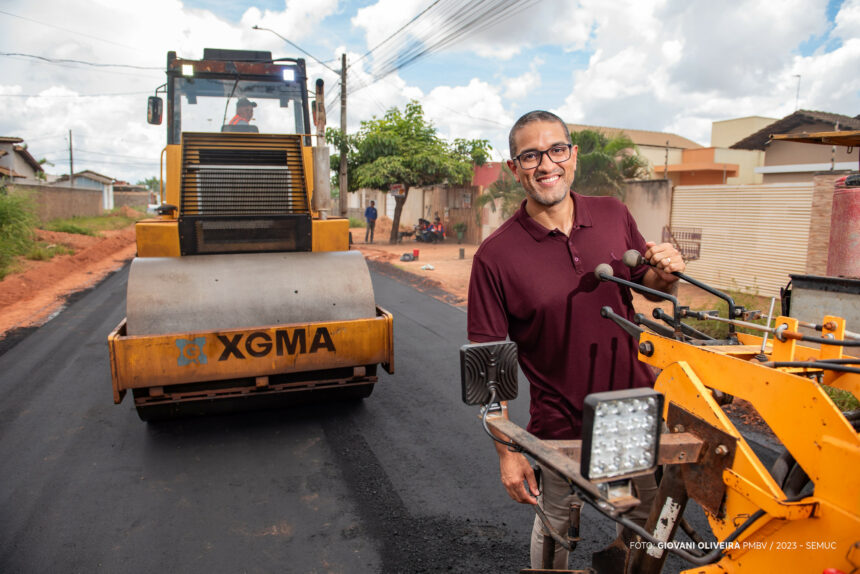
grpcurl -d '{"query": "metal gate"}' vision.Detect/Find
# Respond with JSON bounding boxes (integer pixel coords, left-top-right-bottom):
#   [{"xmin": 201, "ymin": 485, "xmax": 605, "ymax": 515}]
[{"xmin": 670, "ymin": 183, "xmax": 814, "ymax": 297}]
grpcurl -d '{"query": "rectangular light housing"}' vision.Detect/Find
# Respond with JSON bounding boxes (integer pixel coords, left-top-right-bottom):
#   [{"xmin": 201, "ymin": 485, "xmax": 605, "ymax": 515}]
[
  {"xmin": 581, "ymin": 388, "xmax": 663, "ymax": 481},
  {"xmin": 283, "ymin": 68, "xmax": 295, "ymax": 82},
  {"xmin": 181, "ymin": 64, "xmax": 194, "ymax": 77}
]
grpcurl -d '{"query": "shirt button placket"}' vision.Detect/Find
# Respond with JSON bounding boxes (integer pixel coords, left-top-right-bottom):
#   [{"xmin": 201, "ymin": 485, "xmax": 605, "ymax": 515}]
[{"xmin": 569, "ymin": 237, "xmax": 582, "ymax": 273}]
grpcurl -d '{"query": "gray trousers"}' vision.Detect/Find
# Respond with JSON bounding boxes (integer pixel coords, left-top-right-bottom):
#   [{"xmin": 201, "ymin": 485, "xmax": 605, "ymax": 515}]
[{"xmin": 530, "ymin": 464, "xmax": 658, "ymax": 569}]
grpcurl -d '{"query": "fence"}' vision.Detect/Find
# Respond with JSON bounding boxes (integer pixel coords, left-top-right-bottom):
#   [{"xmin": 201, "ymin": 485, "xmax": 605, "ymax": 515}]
[
  {"xmin": 670, "ymin": 182, "xmax": 814, "ymax": 297},
  {"xmin": 8, "ymin": 183, "xmax": 101, "ymax": 222}
]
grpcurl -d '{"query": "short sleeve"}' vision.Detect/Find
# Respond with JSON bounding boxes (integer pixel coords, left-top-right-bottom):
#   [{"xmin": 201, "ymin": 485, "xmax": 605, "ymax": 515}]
[
  {"xmin": 467, "ymin": 253, "xmax": 509, "ymax": 342},
  {"xmin": 625, "ymin": 206, "xmax": 650, "ymax": 285}
]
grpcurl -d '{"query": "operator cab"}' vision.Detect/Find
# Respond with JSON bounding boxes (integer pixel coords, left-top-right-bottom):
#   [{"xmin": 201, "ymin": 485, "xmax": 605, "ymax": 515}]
[{"xmin": 146, "ymin": 48, "xmax": 310, "ymax": 145}]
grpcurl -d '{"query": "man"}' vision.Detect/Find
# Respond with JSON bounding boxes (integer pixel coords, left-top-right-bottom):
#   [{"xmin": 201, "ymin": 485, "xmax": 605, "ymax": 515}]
[
  {"xmin": 467, "ymin": 110, "xmax": 685, "ymax": 569},
  {"xmin": 364, "ymin": 200, "xmax": 377, "ymax": 243},
  {"xmin": 229, "ymin": 97, "xmax": 257, "ymax": 126},
  {"xmin": 430, "ymin": 216, "xmax": 445, "ymax": 243}
]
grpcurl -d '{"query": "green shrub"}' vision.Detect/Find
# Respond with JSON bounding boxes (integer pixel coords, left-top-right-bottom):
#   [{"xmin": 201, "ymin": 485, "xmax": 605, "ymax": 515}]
[
  {"xmin": 0, "ymin": 190, "xmax": 38, "ymax": 279},
  {"xmin": 348, "ymin": 217, "xmax": 366, "ymax": 228},
  {"xmin": 26, "ymin": 243, "xmax": 74, "ymax": 261},
  {"xmin": 44, "ymin": 221, "xmax": 96, "ymax": 236},
  {"xmin": 822, "ymin": 385, "xmax": 860, "ymax": 412},
  {"xmin": 43, "ymin": 209, "xmax": 140, "ymax": 236}
]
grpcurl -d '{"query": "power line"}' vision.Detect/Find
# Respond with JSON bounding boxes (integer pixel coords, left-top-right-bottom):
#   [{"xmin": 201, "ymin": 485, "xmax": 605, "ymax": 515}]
[
  {"xmin": 0, "ymin": 91, "xmax": 148, "ymax": 98},
  {"xmin": 251, "ymin": 26, "xmax": 338, "ymax": 74},
  {"xmin": 0, "ymin": 52, "xmax": 160, "ymax": 70},
  {"xmin": 75, "ymin": 148, "xmax": 158, "ymax": 161},
  {"xmin": 0, "ymin": 52, "xmax": 162, "ymax": 70},
  {"xmin": 348, "ymin": 0, "xmax": 542, "ymax": 97},
  {"xmin": 0, "ymin": 9, "xmax": 143, "ymax": 53},
  {"xmin": 432, "ymin": 102, "xmax": 509, "ymax": 127},
  {"xmin": 350, "ymin": 0, "xmax": 443, "ymax": 68},
  {"xmin": 0, "ymin": 53, "xmax": 162, "ymax": 79}
]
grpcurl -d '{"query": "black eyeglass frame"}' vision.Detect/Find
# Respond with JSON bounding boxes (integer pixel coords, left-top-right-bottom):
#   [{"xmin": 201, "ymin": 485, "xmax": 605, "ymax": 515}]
[{"xmin": 512, "ymin": 143, "xmax": 573, "ymax": 170}]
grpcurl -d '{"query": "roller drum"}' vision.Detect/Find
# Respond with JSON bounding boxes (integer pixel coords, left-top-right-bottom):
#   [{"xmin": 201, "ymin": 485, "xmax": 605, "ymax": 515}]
[{"xmin": 126, "ymin": 251, "xmax": 376, "ymax": 336}]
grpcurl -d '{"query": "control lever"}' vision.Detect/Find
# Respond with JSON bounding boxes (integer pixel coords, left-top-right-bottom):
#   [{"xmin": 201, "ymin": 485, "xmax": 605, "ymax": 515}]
[
  {"xmin": 595, "ymin": 264, "xmax": 682, "ymax": 339},
  {"xmin": 633, "ymin": 313, "xmax": 676, "ymax": 338},
  {"xmin": 623, "ymin": 249, "xmax": 743, "ymax": 335},
  {"xmin": 652, "ymin": 308, "xmax": 714, "ymax": 340},
  {"xmin": 600, "ymin": 306, "xmax": 644, "ymax": 341}
]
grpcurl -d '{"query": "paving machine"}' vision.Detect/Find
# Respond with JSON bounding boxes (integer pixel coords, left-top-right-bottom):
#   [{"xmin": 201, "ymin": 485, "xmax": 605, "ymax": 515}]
[
  {"xmin": 108, "ymin": 48, "xmax": 393, "ymax": 421},
  {"xmin": 461, "ymin": 250, "xmax": 859, "ymax": 573}
]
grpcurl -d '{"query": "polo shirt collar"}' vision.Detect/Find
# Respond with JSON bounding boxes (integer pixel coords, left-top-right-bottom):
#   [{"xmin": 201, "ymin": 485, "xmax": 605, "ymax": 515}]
[{"xmin": 515, "ymin": 191, "xmax": 593, "ymax": 241}]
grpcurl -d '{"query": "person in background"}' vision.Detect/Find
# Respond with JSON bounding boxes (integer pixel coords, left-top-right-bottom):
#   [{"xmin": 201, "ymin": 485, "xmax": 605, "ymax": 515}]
[
  {"xmin": 431, "ymin": 217, "xmax": 445, "ymax": 243},
  {"xmin": 364, "ymin": 200, "xmax": 378, "ymax": 243}
]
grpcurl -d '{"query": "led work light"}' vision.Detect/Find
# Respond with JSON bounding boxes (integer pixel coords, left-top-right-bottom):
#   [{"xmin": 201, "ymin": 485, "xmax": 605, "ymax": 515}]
[
  {"xmin": 181, "ymin": 64, "xmax": 194, "ymax": 77},
  {"xmin": 580, "ymin": 388, "xmax": 664, "ymax": 481},
  {"xmin": 282, "ymin": 68, "xmax": 295, "ymax": 82}
]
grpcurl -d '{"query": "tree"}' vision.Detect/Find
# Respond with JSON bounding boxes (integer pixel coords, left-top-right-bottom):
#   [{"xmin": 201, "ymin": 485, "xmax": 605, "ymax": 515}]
[
  {"xmin": 473, "ymin": 163, "xmax": 525, "ymax": 224},
  {"xmin": 570, "ymin": 129, "xmax": 649, "ymax": 198},
  {"xmin": 327, "ymin": 101, "xmax": 491, "ymax": 243},
  {"xmin": 136, "ymin": 177, "xmax": 160, "ymax": 192}
]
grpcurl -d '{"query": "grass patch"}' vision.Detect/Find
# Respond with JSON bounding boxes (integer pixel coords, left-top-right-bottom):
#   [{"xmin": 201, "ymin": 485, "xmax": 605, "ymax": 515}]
[
  {"xmin": 0, "ymin": 191, "xmax": 38, "ymax": 280},
  {"xmin": 45, "ymin": 222, "xmax": 95, "ymax": 236},
  {"xmin": 42, "ymin": 208, "xmax": 141, "ymax": 236},
  {"xmin": 822, "ymin": 385, "xmax": 860, "ymax": 412},
  {"xmin": 682, "ymin": 288, "xmax": 770, "ymax": 339},
  {"xmin": 348, "ymin": 216, "xmax": 366, "ymax": 228},
  {"xmin": 26, "ymin": 242, "xmax": 74, "ymax": 261}
]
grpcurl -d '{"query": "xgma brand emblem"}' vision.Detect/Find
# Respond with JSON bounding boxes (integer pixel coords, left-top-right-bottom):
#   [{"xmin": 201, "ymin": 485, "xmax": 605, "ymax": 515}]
[
  {"xmin": 176, "ymin": 337, "xmax": 208, "ymax": 366},
  {"xmin": 216, "ymin": 327, "xmax": 335, "ymax": 361}
]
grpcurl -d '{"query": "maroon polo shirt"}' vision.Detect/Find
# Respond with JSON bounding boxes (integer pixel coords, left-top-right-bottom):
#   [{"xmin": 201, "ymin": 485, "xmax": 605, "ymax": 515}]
[{"xmin": 467, "ymin": 192, "xmax": 656, "ymax": 440}]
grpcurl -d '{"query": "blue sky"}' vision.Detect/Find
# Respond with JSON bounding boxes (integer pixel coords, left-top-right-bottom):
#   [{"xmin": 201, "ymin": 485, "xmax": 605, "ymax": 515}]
[{"xmin": 0, "ymin": 0, "xmax": 857, "ymax": 182}]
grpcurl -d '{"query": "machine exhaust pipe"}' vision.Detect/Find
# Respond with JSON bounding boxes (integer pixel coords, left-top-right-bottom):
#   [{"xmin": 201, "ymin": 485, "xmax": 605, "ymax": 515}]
[{"xmin": 312, "ymin": 78, "xmax": 331, "ymax": 219}]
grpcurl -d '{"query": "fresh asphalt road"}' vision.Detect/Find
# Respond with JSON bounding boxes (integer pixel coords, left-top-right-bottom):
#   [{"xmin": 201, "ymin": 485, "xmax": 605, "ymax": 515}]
[{"xmin": 0, "ymin": 264, "xmax": 749, "ymax": 573}]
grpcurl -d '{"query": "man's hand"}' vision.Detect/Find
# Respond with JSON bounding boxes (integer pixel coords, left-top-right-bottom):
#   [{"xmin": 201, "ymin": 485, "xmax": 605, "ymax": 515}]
[
  {"xmin": 644, "ymin": 241, "xmax": 685, "ymax": 278},
  {"xmin": 498, "ymin": 450, "xmax": 539, "ymax": 504},
  {"xmin": 641, "ymin": 241, "xmax": 685, "ymax": 292}
]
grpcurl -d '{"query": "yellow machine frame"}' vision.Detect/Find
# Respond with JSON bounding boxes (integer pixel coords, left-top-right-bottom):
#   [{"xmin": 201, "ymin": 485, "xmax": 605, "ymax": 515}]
[
  {"xmin": 636, "ymin": 315, "xmax": 859, "ymax": 573},
  {"xmin": 481, "ymin": 313, "xmax": 859, "ymax": 573}
]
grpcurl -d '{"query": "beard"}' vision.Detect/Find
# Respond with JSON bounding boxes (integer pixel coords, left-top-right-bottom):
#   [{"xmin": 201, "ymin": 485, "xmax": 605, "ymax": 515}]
[{"xmin": 525, "ymin": 185, "xmax": 570, "ymax": 207}]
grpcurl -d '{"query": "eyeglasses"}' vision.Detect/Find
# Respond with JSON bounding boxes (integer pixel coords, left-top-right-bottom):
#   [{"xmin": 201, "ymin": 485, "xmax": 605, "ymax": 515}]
[{"xmin": 513, "ymin": 144, "xmax": 573, "ymax": 170}]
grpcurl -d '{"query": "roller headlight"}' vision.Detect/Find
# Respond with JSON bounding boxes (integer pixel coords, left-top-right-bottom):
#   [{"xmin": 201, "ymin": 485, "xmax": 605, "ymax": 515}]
[{"xmin": 581, "ymin": 388, "xmax": 663, "ymax": 481}]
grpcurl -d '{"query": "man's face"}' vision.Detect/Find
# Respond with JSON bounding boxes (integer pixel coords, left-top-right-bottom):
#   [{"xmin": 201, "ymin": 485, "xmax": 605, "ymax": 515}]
[
  {"xmin": 238, "ymin": 104, "xmax": 254, "ymax": 120},
  {"xmin": 507, "ymin": 120, "xmax": 577, "ymax": 208}
]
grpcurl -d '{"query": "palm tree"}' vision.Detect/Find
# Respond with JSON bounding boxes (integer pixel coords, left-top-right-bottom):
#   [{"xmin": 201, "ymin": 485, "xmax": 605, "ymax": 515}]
[
  {"xmin": 570, "ymin": 129, "xmax": 649, "ymax": 198},
  {"xmin": 473, "ymin": 163, "xmax": 525, "ymax": 224}
]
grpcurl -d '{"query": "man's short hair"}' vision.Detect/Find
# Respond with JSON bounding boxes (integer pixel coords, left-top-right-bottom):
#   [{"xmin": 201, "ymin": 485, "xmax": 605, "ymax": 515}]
[{"xmin": 508, "ymin": 110, "xmax": 572, "ymax": 158}]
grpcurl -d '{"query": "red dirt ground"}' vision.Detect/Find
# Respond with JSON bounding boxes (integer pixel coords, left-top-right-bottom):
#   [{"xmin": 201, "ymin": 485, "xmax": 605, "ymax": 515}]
[
  {"xmin": 0, "ymin": 221, "xmax": 730, "ymax": 338},
  {"xmin": 0, "ymin": 226, "xmax": 137, "ymax": 338}
]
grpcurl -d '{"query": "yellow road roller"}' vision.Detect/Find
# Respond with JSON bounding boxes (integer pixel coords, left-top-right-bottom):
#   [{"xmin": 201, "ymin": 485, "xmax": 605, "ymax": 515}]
[{"xmin": 108, "ymin": 48, "xmax": 393, "ymax": 421}]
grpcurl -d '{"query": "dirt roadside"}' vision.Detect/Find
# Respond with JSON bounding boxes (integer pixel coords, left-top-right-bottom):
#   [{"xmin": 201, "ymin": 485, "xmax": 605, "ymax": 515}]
[
  {"xmin": 0, "ymin": 226, "xmax": 137, "ymax": 340},
  {"xmin": 0, "ymin": 224, "xmax": 728, "ymax": 340}
]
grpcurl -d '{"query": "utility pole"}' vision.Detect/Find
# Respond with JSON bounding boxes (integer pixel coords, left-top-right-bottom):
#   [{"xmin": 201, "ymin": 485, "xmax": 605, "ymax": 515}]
[
  {"xmin": 664, "ymin": 140, "xmax": 669, "ymax": 180},
  {"xmin": 339, "ymin": 53, "xmax": 348, "ymax": 218},
  {"xmin": 794, "ymin": 74, "xmax": 801, "ymax": 111},
  {"xmin": 69, "ymin": 129, "xmax": 75, "ymax": 188}
]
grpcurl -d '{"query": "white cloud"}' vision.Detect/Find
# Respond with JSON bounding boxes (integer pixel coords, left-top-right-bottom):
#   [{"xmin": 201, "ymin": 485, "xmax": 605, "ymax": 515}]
[
  {"xmin": 554, "ymin": 0, "xmax": 856, "ymax": 145},
  {"xmin": 0, "ymin": 0, "xmax": 342, "ymax": 181},
  {"xmin": 1, "ymin": 0, "xmax": 857, "ymax": 181},
  {"xmin": 424, "ymin": 78, "xmax": 512, "ymax": 142},
  {"xmin": 240, "ymin": 0, "xmax": 338, "ymax": 42},
  {"xmin": 501, "ymin": 59, "xmax": 542, "ymax": 101},
  {"xmin": 833, "ymin": 0, "xmax": 860, "ymax": 40}
]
